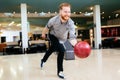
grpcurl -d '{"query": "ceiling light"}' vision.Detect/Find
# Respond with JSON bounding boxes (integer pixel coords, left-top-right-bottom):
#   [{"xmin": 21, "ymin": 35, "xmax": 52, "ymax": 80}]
[
  {"xmin": 34, "ymin": 11, "xmax": 37, "ymax": 14},
  {"xmin": 102, "ymin": 12, "xmax": 104, "ymax": 14},
  {"xmin": 79, "ymin": 12, "xmax": 82, "ymax": 14},
  {"xmin": 4, "ymin": 12, "xmax": 13, "ymax": 17},
  {"xmin": 73, "ymin": 12, "xmax": 76, "ymax": 14},
  {"xmin": 8, "ymin": 21, "xmax": 15, "ymax": 26},
  {"xmin": 102, "ymin": 17, "xmax": 104, "ymax": 19},
  {"xmin": 74, "ymin": 25, "xmax": 78, "ymax": 28},
  {"xmin": 84, "ymin": 12, "xmax": 93, "ymax": 16},
  {"xmin": 54, "ymin": 12, "xmax": 57, "ymax": 14},
  {"xmin": 16, "ymin": 24, "xmax": 21, "ymax": 26},
  {"xmin": 39, "ymin": 12, "xmax": 46, "ymax": 16},
  {"xmin": 48, "ymin": 12, "xmax": 51, "ymax": 14},
  {"xmin": 13, "ymin": 11, "xmax": 15, "ymax": 14},
  {"xmin": 115, "ymin": 14, "xmax": 119, "ymax": 17},
  {"xmin": 27, "ymin": 12, "xmax": 30, "ymax": 14},
  {"xmin": 90, "ymin": 7, "xmax": 93, "ymax": 10}
]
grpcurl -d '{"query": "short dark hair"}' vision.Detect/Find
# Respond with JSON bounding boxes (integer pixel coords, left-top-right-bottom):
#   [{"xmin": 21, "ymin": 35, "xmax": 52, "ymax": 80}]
[{"xmin": 59, "ymin": 2, "xmax": 71, "ymax": 10}]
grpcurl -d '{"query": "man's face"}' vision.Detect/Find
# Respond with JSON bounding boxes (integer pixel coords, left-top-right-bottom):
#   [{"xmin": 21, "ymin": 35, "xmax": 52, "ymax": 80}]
[{"xmin": 59, "ymin": 6, "xmax": 71, "ymax": 21}]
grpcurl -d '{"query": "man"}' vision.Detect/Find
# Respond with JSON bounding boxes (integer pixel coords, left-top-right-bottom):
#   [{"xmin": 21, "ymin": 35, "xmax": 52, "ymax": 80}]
[{"xmin": 41, "ymin": 2, "xmax": 77, "ymax": 79}]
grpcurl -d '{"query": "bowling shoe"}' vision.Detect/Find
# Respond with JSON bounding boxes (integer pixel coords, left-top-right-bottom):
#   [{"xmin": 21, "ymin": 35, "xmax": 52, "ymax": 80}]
[
  {"xmin": 58, "ymin": 71, "xmax": 64, "ymax": 79},
  {"xmin": 40, "ymin": 59, "xmax": 45, "ymax": 69}
]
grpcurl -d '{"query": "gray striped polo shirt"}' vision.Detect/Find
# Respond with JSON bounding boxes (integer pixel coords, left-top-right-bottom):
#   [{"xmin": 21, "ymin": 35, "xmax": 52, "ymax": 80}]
[{"xmin": 46, "ymin": 15, "xmax": 76, "ymax": 43}]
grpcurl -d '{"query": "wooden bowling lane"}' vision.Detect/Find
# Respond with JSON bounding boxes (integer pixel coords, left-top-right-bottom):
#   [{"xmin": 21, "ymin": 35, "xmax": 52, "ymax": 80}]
[{"xmin": 0, "ymin": 49, "xmax": 120, "ymax": 80}]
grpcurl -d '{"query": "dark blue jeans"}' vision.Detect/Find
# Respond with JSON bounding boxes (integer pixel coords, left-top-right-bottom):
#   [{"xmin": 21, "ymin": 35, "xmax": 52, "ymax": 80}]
[{"xmin": 42, "ymin": 34, "xmax": 65, "ymax": 73}]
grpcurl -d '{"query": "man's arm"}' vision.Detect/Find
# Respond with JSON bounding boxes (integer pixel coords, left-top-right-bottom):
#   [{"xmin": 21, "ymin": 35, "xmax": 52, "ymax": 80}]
[
  {"xmin": 69, "ymin": 39, "xmax": 77, "ymax": 46},
  {"xmin": 69, "ymin": 23, "xmax": 77, "ymax": 46},
  {"xmin": 42, "ymin": 27, "xmax": 49, "ymax": 39}
]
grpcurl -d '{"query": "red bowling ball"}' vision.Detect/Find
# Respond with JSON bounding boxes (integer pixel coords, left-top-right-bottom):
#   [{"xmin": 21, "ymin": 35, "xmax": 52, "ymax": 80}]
[{"xmin": 74, "ymin": 41, "xmax": 91, "ymax": 58}]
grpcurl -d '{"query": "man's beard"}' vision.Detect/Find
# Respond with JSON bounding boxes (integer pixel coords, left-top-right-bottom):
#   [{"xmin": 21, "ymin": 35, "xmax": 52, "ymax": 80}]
[{"xmin": 61, "ymin": 15, "xmax": 70, "ymax": 21}]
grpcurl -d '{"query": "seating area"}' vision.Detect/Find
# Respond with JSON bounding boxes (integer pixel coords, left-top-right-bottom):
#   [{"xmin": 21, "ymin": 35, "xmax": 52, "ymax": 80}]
[
  {"xmin": 2, "ymin": 41, "xmax": 23, "ymax": 55},
  {"xmin": 26, "ymin": 44, "xmax": 46, "ymax": 53},
  {"xmin": 3, "ymin": 46, "xmax": 23, "ymax": 55},
  {"xmin": 0, "ymin": 40, "xmax": 48, "ymax": 55},
  {"xmin": 27, "ymin": 40, "xmax": 48, "ymax": 53},
  {"xmin": 0, "ymin": 43, "xmax": 7, "ymax": 52},
  {"xmin": 102, "ymin": 37, "xmax": 120, "ymax": 48}
]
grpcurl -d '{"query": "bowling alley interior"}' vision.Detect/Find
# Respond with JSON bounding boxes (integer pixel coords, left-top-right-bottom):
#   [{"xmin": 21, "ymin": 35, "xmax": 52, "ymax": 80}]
[{"xmin": 0, "ymin": 0, "xmax": 120, "ymax": 80}]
